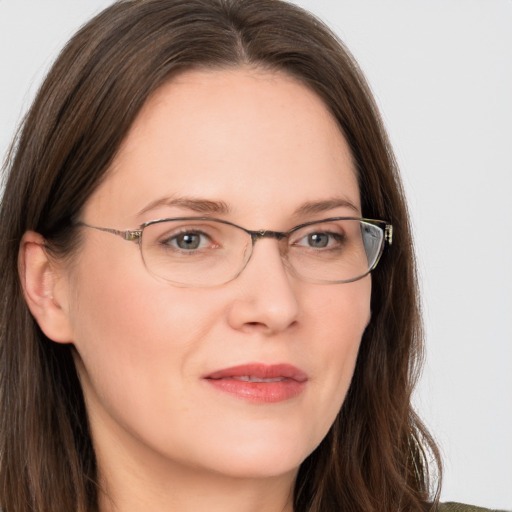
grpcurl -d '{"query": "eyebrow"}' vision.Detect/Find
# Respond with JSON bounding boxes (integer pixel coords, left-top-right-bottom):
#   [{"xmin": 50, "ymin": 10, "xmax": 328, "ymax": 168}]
[
  {"xmin": 137, "ymin": 195, "xmax": 359, "ymax": 218},
  {"xmin": 137, "ymin": 196, "xmax": 231, "ymax": 217},
  {"xmin": 293, "ymin": 198, "xmax": 360, "ymax": 216}
]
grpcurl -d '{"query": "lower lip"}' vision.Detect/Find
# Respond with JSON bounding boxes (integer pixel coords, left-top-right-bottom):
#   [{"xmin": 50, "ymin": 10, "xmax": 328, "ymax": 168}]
[{"xmin": 205, "ymin": 378, "xmax": 306, "ymax": 403}]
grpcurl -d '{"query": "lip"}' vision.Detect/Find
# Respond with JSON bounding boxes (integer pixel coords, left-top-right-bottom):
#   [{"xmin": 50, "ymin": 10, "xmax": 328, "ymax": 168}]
[{"xmin": 203, "ymin": 363, "xmax": 308, "ymax": 403}]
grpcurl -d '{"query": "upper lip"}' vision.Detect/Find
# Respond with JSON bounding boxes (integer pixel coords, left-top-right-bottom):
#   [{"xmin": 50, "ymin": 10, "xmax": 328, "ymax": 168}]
[{"xmin": 204, "ymin": 363, "xmax": 308, "ymax": 382}]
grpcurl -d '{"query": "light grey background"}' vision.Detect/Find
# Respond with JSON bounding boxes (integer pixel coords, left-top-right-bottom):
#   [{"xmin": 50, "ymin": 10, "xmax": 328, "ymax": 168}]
[{"xmin": 1, "ymin": 1, "xmax": 511, "ymax": 509}]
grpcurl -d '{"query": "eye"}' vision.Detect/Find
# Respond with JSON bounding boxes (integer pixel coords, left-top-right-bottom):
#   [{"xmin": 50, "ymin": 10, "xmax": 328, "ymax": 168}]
[
  {"xmin": 294, "ymin": 231, "xmax": 343, "ymax": 249},
  {"xmin": 162, "ymin": 230, "xmax": 213, "ymax": 251},
  {"xmin": 306, "ymin": 232, "xmax": 329, "ymax": 248}
]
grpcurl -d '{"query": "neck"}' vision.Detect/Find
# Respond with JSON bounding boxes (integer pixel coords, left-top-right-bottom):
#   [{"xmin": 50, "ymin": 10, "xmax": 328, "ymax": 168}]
[
  {"xmin": 97, "ymin": 455, "xmax": 296, "ymax": 512},
  {"xmin": 93, "ymin": 416, "xmax": 296, "ymax": 512}
]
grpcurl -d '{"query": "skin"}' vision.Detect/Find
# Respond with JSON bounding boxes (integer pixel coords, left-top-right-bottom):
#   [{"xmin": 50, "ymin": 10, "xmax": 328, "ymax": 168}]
[{"xmin": 21, "ymin": 68, "xmax": 371, "ymax": 512}]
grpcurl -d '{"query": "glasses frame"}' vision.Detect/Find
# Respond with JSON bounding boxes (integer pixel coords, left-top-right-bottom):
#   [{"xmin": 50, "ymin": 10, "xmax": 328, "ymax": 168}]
[{"xmin": 76, "ymin": 216, "xmax": 393, "ymax": 286}]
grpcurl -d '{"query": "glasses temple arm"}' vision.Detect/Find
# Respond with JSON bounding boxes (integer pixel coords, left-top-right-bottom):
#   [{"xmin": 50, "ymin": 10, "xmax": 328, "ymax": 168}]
[{"xmin": 77, "ymin": 222, "xmax": 142, "ymax": 242}]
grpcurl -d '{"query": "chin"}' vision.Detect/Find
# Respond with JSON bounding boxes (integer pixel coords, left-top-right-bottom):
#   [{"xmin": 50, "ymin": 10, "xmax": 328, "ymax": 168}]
[{"xmin": 192, "ymin": 430, "xmax": 318, "ymax": 480}]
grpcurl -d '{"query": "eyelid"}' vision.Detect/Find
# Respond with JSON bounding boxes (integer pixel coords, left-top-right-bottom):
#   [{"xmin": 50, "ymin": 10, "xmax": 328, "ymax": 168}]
[
  {"xmin": 153, "ymin": 221, "xmax": 222, "ymax": 238},
  {"xmin": 290, "ymin": 229, "xmax": 343, "ymax": 245},
  {"xmin": 286, "ymin": 217, "xmax": 354, "ymax": 235}
]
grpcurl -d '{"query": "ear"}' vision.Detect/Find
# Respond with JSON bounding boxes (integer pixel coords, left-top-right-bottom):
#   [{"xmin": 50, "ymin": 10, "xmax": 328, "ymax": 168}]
[{"xmin": 18, "ymin": 231, "xmax": 74, "ymax": 343}]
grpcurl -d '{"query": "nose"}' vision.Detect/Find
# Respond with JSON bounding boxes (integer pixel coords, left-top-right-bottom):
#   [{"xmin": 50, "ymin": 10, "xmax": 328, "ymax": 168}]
[{"xmin": 226, "ymin": 238, "xmax": 300, "ymax": 335}]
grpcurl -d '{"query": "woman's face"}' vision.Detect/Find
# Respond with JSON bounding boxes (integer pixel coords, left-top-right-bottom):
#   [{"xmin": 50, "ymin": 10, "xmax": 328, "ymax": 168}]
[{"xmin": 60, "ymin": 68, "xmax": 371, "ymax": 481}]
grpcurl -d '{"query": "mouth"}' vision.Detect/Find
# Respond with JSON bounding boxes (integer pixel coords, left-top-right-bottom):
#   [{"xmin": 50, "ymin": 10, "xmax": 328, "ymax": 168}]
[
  {"xmin": 228, "ymin": 376, "xmax": 287, "ymax": 382},
  {"xmin": 203, "ymin": 363, "xmax": 308, "ymax": 403}
]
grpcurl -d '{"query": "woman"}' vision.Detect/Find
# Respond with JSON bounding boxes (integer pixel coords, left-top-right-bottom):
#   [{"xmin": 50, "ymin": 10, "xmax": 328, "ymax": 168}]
[{"xmin": 0, "ymin": 1, "xmax": 493, "ymax": 511}]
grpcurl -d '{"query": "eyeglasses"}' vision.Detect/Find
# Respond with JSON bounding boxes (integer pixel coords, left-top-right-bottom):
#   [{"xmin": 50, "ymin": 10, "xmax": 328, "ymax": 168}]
[{"xmin": 77, "ymin": 217, "xmax": 392, "ymax": 287}]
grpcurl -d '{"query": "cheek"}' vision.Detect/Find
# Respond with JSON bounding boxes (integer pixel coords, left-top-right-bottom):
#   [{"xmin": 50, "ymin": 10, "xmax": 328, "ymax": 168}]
[
  {"xmin": 69, "ymin": 238, "xmax": 215, "ymax": 346},
  {"xmin": 305, "ymin": 276, "xmax": 371, "ymax": 358},
  {"xmin": 66, "ymin": 247, "xmax": 221, "ymax": 417},
  {"xmin": 302, "ymin": 278, "xmax": 371, "ymax": 430}
]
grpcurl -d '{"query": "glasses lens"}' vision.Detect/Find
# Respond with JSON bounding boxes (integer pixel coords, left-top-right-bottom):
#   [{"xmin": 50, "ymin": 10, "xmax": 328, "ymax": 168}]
[
  {"xmin": 140, "ymin": 218, "xmax": 385, "ymax": 287},
  {"xmin": 140, "ymin": 219, "xmax": 250, "ymax": 287},
  {"xmin": 287, "ymin": 219, "xmax": 384, "ymax": 283}
]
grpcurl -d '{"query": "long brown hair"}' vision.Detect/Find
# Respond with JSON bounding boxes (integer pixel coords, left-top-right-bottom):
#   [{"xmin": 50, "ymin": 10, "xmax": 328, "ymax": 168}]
[{"xmin": 0, "ymin": 1, "xmax": 441, "ymax": 511}]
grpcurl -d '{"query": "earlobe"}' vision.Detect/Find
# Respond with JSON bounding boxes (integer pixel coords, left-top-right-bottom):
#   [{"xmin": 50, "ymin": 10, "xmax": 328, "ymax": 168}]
[{"xmin": 18, "ymin": 231, "xmax": 74, "ymax": 344}]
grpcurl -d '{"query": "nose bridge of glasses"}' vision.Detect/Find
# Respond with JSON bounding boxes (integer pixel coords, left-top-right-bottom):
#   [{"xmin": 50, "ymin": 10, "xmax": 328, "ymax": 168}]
[
  {"xmin": 249, "ymin": 230, "xmax": 289, "ymax": 260},
  {"xmin": 241, "ymin": 229, "xmax": 293, "ymax": 282},
  {"xmin": 250, "ymin": 229, "xmax": 287, "ymax": 242}
]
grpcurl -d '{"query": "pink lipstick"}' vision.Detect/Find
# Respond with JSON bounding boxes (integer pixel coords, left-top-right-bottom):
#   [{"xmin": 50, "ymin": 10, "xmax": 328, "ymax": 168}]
[{"xmin": 203, "ymin": 363, "xmax": 307, "ymax": 403}]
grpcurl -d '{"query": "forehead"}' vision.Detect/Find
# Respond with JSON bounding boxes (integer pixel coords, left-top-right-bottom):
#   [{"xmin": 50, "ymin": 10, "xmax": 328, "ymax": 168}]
[{"xmin": 83, "ymin": 67, "xmax": 360, "ymax": 226}]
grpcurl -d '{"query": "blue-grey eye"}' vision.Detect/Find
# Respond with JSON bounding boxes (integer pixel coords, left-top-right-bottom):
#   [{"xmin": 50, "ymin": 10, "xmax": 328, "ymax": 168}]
[
  {"xmin": 164, "ymin": 231, "xmax": 211, "ymax": 250},
  {"xmin": 176, "ymin": 233, "xmax": 201, "ymax": 249},
  {"xmin": 294, "ymin": 231, "xmax": 342, "ymax": 249},
  {"xmin": 307, "ymin": 233, "xmax": 330, "ymax": 248}
]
